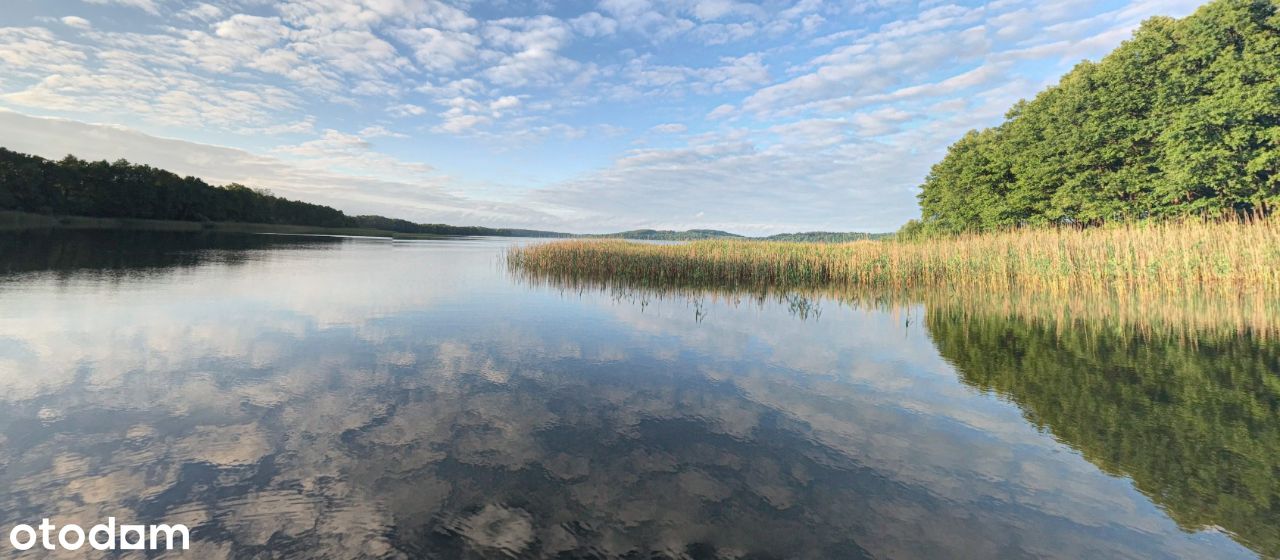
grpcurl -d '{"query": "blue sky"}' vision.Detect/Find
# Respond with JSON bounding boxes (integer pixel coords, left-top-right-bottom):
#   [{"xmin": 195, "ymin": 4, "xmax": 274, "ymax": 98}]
[{"xmin": 0, "ymin": 0, "xmax": 1203, "ymax": 234}]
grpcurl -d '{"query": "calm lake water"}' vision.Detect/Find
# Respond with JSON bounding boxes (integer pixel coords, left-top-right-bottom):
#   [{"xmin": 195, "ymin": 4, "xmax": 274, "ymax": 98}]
[{"xmin": 0, "ymin": 230, "xmax": 1275, "ymax": 559}]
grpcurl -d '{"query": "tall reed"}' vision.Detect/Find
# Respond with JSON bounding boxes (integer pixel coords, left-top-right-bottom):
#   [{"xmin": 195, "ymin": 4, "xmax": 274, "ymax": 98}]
[
  {"xmin": 507, "ymin": 217, "xmax": 1280, "ymax": 337},
  {"xmin": 508, "ymin": 218, "xmax": 1280, "ymax": 296}
]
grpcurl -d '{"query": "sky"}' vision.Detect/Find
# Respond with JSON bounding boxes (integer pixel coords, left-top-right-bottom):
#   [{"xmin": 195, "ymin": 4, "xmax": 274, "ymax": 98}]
[{"xmin": 0, "ymin": 0, "xmax": 1204, "ymax": 234}]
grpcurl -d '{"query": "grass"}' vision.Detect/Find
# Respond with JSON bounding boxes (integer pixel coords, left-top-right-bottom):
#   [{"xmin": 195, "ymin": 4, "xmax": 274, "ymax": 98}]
[{"xmin": 508, "ymin": 217, "xmax": 1280, "ymax": 337}]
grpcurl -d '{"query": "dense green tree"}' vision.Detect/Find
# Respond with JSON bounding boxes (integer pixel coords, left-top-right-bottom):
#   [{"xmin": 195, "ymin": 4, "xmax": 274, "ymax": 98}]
[
  {"xmin": 0, "ymin": 148, "xmax": 350, "ymax": 230},
  {"xmin": 914, "ymin": 0, "xmax": 1280, "ymax": 234},
  {"xmin": 0, "ymin": 147, "xmax": 578, "ymax": 236},
  {"xmin": 0, "ymin": 148, "xmax": 357, "ymax": 228}
]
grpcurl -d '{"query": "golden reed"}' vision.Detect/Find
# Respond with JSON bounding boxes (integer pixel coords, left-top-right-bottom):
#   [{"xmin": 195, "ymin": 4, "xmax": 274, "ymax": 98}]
[{"xmin": 508, "ymin": 217, "xmax": 1280, "ymax": 338}]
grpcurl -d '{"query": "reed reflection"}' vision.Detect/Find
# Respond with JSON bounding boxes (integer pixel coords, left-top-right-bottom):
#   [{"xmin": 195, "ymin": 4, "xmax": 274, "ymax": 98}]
[
  {"xmin": 0, "ymin": 232, "xmax": 1265, "ymax": 559},
  {"xmin": 513, "ymin": 265, "xmax": 1280, "ymax": 557}
]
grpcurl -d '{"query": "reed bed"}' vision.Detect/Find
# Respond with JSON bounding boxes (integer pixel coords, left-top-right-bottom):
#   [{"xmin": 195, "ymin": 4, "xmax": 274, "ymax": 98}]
[
  {"xmin": 509, "ymin": 218, "xmax": 1280, "ymax": 296},
  {"xmin": 507, "ymin": 217, "xmax": 1280, "ymax": 338}
]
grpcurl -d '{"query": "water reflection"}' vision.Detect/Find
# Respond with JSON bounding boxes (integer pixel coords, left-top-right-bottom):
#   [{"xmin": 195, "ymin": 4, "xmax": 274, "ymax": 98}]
[
  {"xmin": 928, "ymin": 309, "xmax": 1280, "ymax": 556},
  {"xmin": 0, "ymin": 231, "xmax": 1267, "ymax": 558},
  {"xmin": 0, "ymin": 229, "xmax": 342, "ymax": 280}
]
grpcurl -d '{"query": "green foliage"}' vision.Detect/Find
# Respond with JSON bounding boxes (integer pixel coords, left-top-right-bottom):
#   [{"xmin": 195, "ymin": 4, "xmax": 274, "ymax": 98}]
[
  {"xmin": 928, "ymin": 309, "xmax": 1280, "ymax": 556},
  {"xmin": 0, "ymin": 147, "xmax": 571, "ymax": 237},
  {"xmin": 914, "ymin": 0, "xmax": 1280, "ymax": 234},
  {"xmin": 0, "ymin": 148, "xmax": 352, "ymax": 227}
]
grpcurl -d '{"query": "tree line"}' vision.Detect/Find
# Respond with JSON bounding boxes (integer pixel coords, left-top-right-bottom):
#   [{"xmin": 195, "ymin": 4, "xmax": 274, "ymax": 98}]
[
  {"xmin": 0, "ymin": 147, "xmax": 570, "ymax": 237},
  {"xmin": 0, "ymin": 148, "xmax": 352, "ymax": 227},
  {"xmin": 908, "ymin": 0, "xmax": 1280, "ymax": 236}
]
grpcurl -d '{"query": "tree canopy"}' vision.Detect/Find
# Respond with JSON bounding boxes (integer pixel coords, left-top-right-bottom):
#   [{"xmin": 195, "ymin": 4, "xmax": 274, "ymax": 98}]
[
  {"xmin": 0, "ymin": 147, "xmax": 569, "ymax": 237},
  {"xmin": 913, "ymin": 0, "xmax": 1280, "ymax": 234},
  {"xmin": 0, "ymin": 148, "xmax": 352, "ymax": 227}
]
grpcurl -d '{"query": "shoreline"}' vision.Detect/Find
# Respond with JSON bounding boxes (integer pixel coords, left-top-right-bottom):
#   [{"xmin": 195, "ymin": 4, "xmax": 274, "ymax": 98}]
[{"xmin": 0, "ymin": 211, "xmax": 462, "ymax": 240}]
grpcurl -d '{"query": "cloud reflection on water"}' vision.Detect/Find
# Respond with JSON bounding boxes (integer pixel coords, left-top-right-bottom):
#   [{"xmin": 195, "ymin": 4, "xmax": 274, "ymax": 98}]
[{"xmin": 0, "ymin": 231, "xmax": 1257, "ymax": 559}]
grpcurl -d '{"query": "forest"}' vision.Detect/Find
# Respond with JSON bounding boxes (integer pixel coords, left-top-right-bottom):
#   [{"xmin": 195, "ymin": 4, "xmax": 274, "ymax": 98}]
[
  {"xmin": 0, "ymin": 148, "xmax": 352, "ymax": 227},
  {"xmin": 0, "ymin": 147, "xmax": 567, "ymax": 237},
  {"xmin": 909, "ymin": 0, "xmax": 1280, "ymax": 235}
]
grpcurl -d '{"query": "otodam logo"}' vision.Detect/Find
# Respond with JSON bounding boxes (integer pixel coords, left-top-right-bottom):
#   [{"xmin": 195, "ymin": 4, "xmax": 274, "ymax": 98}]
[{"xmin": 6, "ymin": 518, "xmax": 189, "ymax": 552}]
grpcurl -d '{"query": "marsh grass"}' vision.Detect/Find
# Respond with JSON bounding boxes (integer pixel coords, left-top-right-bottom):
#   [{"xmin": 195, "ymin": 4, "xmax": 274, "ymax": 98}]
[{"xmin": 508, "ymin": 217, "xmax": 1280, "ymax": 338}]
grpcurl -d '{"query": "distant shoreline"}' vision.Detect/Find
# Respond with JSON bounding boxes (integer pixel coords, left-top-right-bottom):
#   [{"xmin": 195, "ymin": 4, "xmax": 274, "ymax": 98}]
[
  {"xmin": 0, "ymin": 211, "xmax": 894, "ymax": 243},
  {"xmin": 0, "ymin": 211, "xmax": 457, "ymax": 240}
]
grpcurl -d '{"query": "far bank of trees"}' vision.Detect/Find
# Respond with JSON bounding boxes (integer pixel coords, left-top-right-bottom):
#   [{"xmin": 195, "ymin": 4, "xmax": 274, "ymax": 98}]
[
  {"xmin": 0, "ymin": 148, "xmax": 353, "ymax": 227},
  {"xmin": 0, "ymin": 148, "xmax": 570, "ymax": 237},
  {"xmin": 350, "ymin": 214, "xmax": 568, "ymax": 238},
  {"xmin": 910, "ymin": 0, "xmax": 1280, "ymax": 235}
]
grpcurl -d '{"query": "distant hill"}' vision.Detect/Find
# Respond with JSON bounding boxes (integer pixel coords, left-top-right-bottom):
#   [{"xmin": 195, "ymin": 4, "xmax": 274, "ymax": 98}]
[
  {"xmin": 352, "ymin": 215, "xmax": 569, "ymax": 238},
  {"xmin": 589, "ymin": 229, "xmax": 890, "ymax": 242},
  {"xmin": 763, "ymin": 231, "xmax": 892, "ymax": 242},
  {"xmin": 588, "ymin": 229, "xmax": 744, "ymax": 241}
]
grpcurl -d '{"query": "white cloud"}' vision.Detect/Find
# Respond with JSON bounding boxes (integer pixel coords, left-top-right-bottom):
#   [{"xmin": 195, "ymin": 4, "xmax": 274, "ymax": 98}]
[
  {"xmin": 691, "ymin": 0, "xmax": 762, "ymax": 22},
  {"xmin": 60, "ymin": 16, "xmax": 92, "ymax": 30},
  {"xmin": 599, "ymin": 0, "xmax": 696, "ymax": 41},
  {"xmin": 0, "ymin": 27, "xmax": 87, "ymax": 74},
  {"xmin": 690, "ymin": 21, "xmax": 757, "ymax": 44},
  {"xmin": 570, "ymin": 12, "xmax": 618, "ymax": 37},
  {"xmin": 392, "ymin": 27, "xmax": 482, "ymax": 73},
  {"xmin": 532, "ymin": 131, "xmax": 921, "ymax": 233},
  {"xmin": 0, "ymin": 0, "xmax": 1212, "ymax": 232},
  {"xmin": 214, "ymin": 14, "xmax": 290, "ymax": 45},
  {"xmin": 706, "ymin": 104, "xmax": 735, "ymax": 120},
  {"xmin": 743, "ymin": 25, "xmax": 991, "ymax": 117},
  {"xmin": 250, "ymin": 116, "xmax": 317, "ymax": 135},
  {"xmin": 611, "ymin": 53, "xmax": 769, "ymax": 100},
  {"xmin": 177, "ymin": 3, "xmax": 223, "ymax": 22},
  {"xmin": 83, "ymin": 0, "xmax": 160, "ymax": 16},
  {"xmin": 489, "ymin": 95, "xmax": 520, "ymax": 115},
  {"xmin": 650, "ymin": 123, "xmax": 686, "ymax": 134},
  {"xmin": 3, "ymin": 66, "xmax": 301, "ymax": 131},
  {"xmin": 434, "ymin": 113, "xmax": 490, "ymax": 133},
  {"xmin": 387, "ymin": 103, "xmax": 427, "ymax": 117},
  {"xmin": 358, "ymin": 125, "xmax": 405, "ymax": 139},
  {"xmin": 481, "ymin": 16, "xmax": 583, "ymax": 88}
]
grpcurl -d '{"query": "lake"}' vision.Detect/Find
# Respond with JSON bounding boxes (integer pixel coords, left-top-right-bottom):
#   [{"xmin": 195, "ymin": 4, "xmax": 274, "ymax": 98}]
[{"xmin": 0, "ymin": 230, "xmax": 1274, "ymax": 559}]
